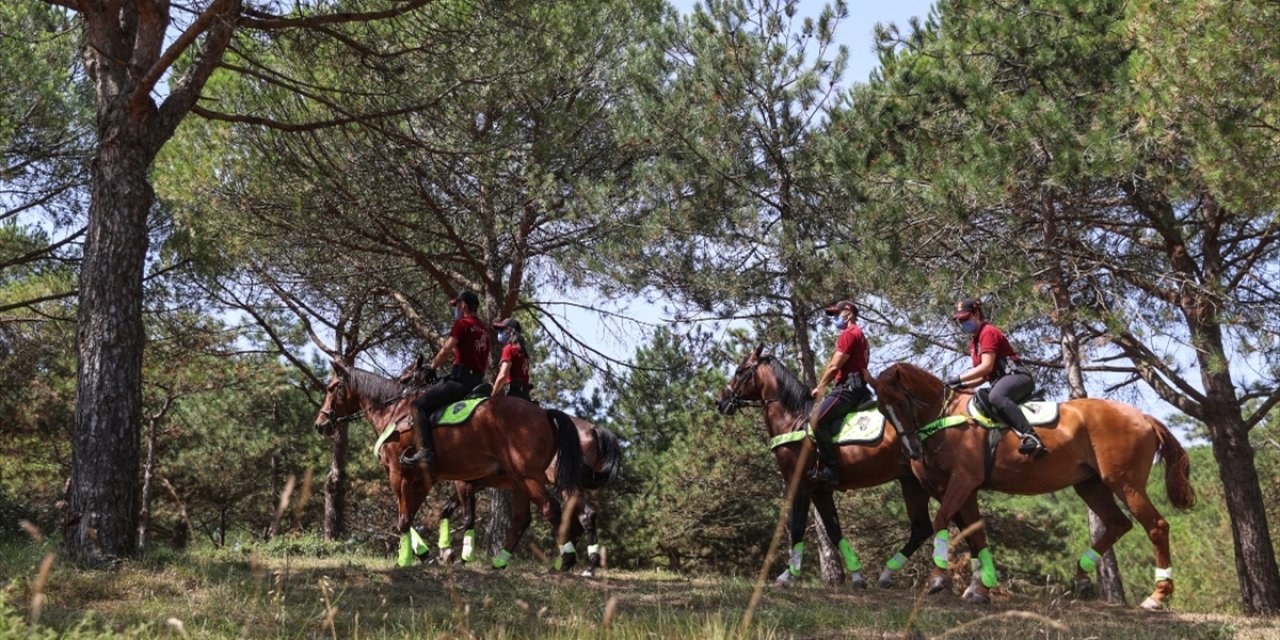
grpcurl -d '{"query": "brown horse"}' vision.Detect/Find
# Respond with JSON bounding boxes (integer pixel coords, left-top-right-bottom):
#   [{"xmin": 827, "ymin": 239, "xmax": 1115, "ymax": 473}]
[
  {"xmin": 871, "ymin": 362, "xmax": 1195, "ymax": 609},
  {"xmin": 434, "ymin": 415, "xmax": 623, "ymax": 577},
  {"xmin": 396, "ymin": 355, "xmax": 623, "ymax": 575},
  {"xmin": 716, "ymin": 345, "xmax": 965, "ymax": 588},
  {"xmin": 313, "ymin": 360, "xmax": 585, "ymax": 569}
]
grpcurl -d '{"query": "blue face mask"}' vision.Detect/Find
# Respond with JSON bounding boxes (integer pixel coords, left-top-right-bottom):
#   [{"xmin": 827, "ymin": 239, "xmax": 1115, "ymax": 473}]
[
  {"xmin": 959, "ymin": 319, "xmax": 980, "ymax": 333},
  {"xmin": 834, "ymin": 316, "xmax": 849, "ymax": 330},
  {"xmin": 453, "ymin": 306, "xmax": 462, "ymax": 320},
  {"xmin": 497, "ymin": 330, "xmax": 509, "ymax": 344}
]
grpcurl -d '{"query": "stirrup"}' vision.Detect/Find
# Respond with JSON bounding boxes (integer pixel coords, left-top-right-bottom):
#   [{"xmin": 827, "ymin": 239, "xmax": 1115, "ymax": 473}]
[
  {"xmin": 806, "ymin": 465, "xmax": 840, "ymax": 485},
  {"xmin": 1017, "ymin": 434, "xmax": 1045, "ymax": 456},
  {"xmin": 399, "ymin": 447, "xmax": 435, "ymax": 468}
]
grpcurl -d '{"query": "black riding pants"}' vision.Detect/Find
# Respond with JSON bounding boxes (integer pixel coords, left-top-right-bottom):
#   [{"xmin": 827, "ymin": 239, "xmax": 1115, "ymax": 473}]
[
  {"xmin": 413, "ymin": 374, "xmax": 483, "ymax": 429},
  {"xmin": 812, "ymin": 381, "xmax": 870, "ymax": 440},
  {"xmin": 988, "ymin": 371, "xmax": 1035, "ymax": 434}
]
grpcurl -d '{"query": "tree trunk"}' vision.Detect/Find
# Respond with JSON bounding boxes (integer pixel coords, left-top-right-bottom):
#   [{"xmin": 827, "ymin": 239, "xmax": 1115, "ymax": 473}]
[
  {"xmin": 323, "ymin": 424, "xmax": 349, "ymax": 541},
  {"xmin": 66, "ymin": 133, "xmax": 156, "ymax": 563},
  {"xmin": 1205, "ymin": 405, "xmax": 1280, "ymax": 615},
  {"xmin": 487, "ymin": 489, "xmax": 512, "ymax": 557}
]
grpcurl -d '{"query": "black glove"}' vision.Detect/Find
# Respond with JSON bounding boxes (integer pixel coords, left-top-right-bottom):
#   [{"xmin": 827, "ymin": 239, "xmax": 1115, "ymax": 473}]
[
  {"xmin": 422, "ymin": 368, "xmax": 438, "ymax": 385},
  {"xmin": 944, "ymin": 376, "xmax": 964, "ymax": 390}
]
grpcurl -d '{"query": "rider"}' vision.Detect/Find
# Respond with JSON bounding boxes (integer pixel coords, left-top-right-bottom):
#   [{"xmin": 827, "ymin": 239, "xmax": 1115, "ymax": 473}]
[
  {"xmin": 400, "ymin": 290, "xmax": 491, "ymax": 470},
  {"xmin": 808, "ymin": 300, "xmax": 872, "ymax": 485},
  {"xmin": 944, "ymin": 298, "xmax": 1045, "ymax": 456},
  {"xmin": 491, "ymin": 317, "xmax": 532, "ymax": 401}
]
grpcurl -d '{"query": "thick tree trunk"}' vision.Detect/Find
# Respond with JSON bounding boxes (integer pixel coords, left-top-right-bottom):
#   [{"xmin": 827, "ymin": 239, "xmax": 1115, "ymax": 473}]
[
  {"xmin": 66, "ymin": 135, "xmax": 155, "ymax": 563},
  {"xmin": 487, "ymin": 489, "xmax": 512, "ymax": 557},
  {"xmin": 1205, "ymin": 405, "xmax": 1280, "ymax": 615},
  {"xmin": 323, "ymin": 425, "xmax": 349, "ymax": 541}
]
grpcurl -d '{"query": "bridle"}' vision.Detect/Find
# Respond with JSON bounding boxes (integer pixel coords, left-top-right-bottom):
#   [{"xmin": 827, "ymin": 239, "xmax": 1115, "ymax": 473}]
[
  {"xmin": 721, "ymin": 358, "xmax": 778, "ymax": 411},
  {"xmin": 318, "ymin": 376, "xmax": 428, "ymax": 429}
]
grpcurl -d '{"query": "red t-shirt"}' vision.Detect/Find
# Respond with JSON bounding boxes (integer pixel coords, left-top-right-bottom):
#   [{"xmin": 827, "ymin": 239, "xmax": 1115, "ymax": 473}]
[
  {"xmin": 969, "ymin": 322, "xmax": 1019, "ymax": 383},
  {"xmin": 500, "ymin": 343, "xmax": 530, "ymax": 385},
  {"xmin": 834, "ymin": 323, "xmax": 869, "ymax": 384},
  {"xmin": 451, "ymin": 314, "xmax": 490, "ymax": 374}
]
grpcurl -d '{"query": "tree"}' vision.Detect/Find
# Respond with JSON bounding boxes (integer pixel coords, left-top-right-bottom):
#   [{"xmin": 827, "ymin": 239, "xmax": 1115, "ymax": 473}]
[{"xmin": 40, "ymin": 0, "xmax": 434, "ymax": 564}]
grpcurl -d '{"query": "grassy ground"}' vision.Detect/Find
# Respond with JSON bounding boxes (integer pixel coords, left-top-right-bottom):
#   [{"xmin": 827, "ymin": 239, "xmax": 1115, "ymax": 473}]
[{"xmin": 3, "ymin": 540, "xmax": 1278, "ymax": 640}]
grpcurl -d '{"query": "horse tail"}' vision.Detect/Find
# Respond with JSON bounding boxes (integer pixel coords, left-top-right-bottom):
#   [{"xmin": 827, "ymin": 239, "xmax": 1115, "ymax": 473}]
[
  {"xmin": 548, "ymin": 409, "xmax": 586, "ymax": 494},
  {"xmin": 1147, "ymin": 415, "xmax": 1196, "ymax": 510},
  {"xmin": 581, "ymin": 425, "xmax": 624, "ymax": 490}
]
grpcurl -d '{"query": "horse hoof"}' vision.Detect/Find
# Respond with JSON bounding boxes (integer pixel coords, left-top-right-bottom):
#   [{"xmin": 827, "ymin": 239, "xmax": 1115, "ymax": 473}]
[
  {"xmin": 1140, "ymin": 597, "xmax": 1164, "ymax": 611},
  {"xmin": 927, "ymin": 576, "xmax": 949, "ymax": 595},
  {"xmin": 1073, "ymin": 577, "xmax": 1093, "ymax": 596},
  {"xmin": 850, "ymin": 572, "xmax": 868, "ymax": 589},
  {"xmin": 963, "ymin": 590, "xmax": 991, "ymax": 604},
  {"xmin": 439, "ymin": 549, "xmax": 455, "ymax": 565},
  {"xmin": 775, "ymin": 570, "xmax": 796, "ymax": 587}
]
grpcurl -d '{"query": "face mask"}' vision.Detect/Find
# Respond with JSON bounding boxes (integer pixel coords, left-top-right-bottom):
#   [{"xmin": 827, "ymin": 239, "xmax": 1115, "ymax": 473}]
[
  {"xmin": 959, "ymin": 319, "xmax": 980, "ymax": 333},
  {"xmin": 497, "ymin": 330, "xmax": 509, "ymax": 344},
  {"xmin": 834, "ymin": 317, "xmax": 849, "ymax": 330},
  {"xmin": 453, "ymin": 306, "xmax": 462, "ymax": 320}
]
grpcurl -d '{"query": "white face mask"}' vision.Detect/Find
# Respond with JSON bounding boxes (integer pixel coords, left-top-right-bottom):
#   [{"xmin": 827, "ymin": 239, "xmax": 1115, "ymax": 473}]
[
  {"xmin": 834, "ymin": 316, "xmax": 849, "ymax": 330},
  {"xmin": 497, "ymin": 330, "xmax": 509, "ymax": 344}
]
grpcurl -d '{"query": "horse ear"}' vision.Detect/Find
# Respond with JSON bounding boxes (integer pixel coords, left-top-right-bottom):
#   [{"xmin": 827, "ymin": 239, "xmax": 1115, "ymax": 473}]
[
  {"xmin": 753, "ymin": 343, "xmax": 765, "ymax": 359},
  {"xmin": 331, "ymin": 359, "xmax": 350, "ymax": 377},
  {"xmin": 413, "ymin": 353, "xmax": 426, "ymax": 370}
]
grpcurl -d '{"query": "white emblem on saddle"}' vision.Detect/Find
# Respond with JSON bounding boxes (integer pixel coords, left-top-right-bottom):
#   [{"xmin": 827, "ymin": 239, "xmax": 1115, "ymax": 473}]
[
  {"xmin": 966, "ymin": 398, "xmax": 1059, "ymax": 426},
  {"xmin": 833, "ymin": 409, "xmax": 886, "ymax": 444}
]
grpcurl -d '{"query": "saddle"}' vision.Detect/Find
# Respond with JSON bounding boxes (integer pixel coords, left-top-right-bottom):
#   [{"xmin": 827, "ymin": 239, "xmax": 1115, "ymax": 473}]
[
  {"xmin": 425, "ymin": 384, "xmax": 493, "ymax": 427},
  {"xmin": 969, "ymin": 388, "xmax": 1059, "ymax": 428}
]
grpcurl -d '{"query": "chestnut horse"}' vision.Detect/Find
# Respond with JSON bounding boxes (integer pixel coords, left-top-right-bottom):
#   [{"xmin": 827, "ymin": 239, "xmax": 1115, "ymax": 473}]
[
  {"xmin": 313, "ymin": 360, "xmax": 585, "ymax": 569},
  {"xmin": 434, "ymin": 416, "xmax": 623, "ymax": 576},
  {"xmin": 716, "ymin": 345, "xmax": 963, "ymax": 588},
  {"xmin": 871, "ymin": 362, "xmax": 1195, "ymax": 609},
  {"xmin": 396, "ymin": 355, "xmax": 623, "ymax": 575}
]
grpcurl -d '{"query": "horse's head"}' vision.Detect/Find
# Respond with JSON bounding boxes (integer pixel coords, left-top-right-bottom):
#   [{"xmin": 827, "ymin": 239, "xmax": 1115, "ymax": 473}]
[
  {"xmin": 315, "ymin": 360, "xmax": 360, "ymax": 436},
  {"xmin": 868, "ymin": 363, "xmax": 942, "ymax": 461},
  {"xmin": 716, "ymin": 344, "xmax": 772, "ymax": 415}
]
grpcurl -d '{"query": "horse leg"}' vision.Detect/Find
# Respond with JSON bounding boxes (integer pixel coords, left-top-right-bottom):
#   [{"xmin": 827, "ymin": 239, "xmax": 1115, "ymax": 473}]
[
  {"xmin": 1070, "ymin": 477, "xmax": 1133, "ymax": 597},
  {"xmin": 927, "ymin": 475, "xmax": 981, "ymax": 596},
  {"xmin": 812, "ymin": 490, "xmax": 867, "ymax": 588},
  {"xmin": 459, "ymin": 481, "xmax": 479, "ymax": 564},
  {"xmin": 395, "ymin": 471, "xmax": 433, "ymax": 567},
  {"xmin": 577, "ymin": 496, "xmax": 601, "ymax": 577},
  {"xmin": 495, "ymin": 486, "xmax": 533, "ymax": 570},
  {"xmin": 880, "ymin": 475, "xmax": 935, "ymax": 588},
  {"xmin": 776, "ymin": 489, "xmax": 812, "ymax": 587},
  {"xmin": 1112, "ymin": 482, "xmax": 1173, "ymax": 609},
  {"xmin": 955, "ymin": 498, "xmax": 995, "ymax": 604},
  {"xmin": 553, "ymin": 491, "xmax": 582, "ymax": 572}
]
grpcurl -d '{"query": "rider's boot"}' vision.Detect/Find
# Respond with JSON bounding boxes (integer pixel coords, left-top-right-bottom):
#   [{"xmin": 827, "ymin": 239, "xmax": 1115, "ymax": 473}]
[
  {"xmin": 399, "ymin": 422, "xmax": 437, "ymax": 469},
  {"xmin": 1000, "ymin": 407, "xmax": 1045, "ymax": 457},
  {"xmin": 806, "ymin": 435, "xmax": 841, "ymax": 485}
]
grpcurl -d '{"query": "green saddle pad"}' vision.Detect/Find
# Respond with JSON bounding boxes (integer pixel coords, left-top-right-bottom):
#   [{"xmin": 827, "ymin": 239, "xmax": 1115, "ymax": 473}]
[
  {"xmin": 435, "ymin": 397, "xmax": 488, "ymax": 426},
  {"xmin": 833, "ymin": 408, "xmax": 885, "ymax": 444},
  {"xmin": 966, "ymin": 398, "xmax": 1059, "ymax": 427}
]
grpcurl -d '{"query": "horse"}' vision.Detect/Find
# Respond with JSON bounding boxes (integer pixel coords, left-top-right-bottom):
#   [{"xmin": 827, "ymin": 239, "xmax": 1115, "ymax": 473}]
[
  {"xmin": 715, "ymin": 345, "xmax": 964, "ymax": 588},
  {"xmin": 313, "ymin": 360, "xmax": 586, "ymax": 569},
  {"xmin": 396, "ymin": 355, "xmax": 623, "ymax": 575},
  {"xmin": 870, "ymin": 361, "xmax": 1195, "ymax": 609}
]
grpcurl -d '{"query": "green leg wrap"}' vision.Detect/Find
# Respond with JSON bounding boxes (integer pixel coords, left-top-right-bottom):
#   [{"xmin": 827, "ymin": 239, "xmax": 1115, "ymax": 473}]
[
  {"xmin": 397, "ymin": 533, "xmax": 413, "ymax": 567},
  {"xmin": 492, "ymin": 548, "xmax": 513, "ymax": 569},
  {"xmin": 788, "ymin": 542, "xmax": 805, "ymax": 577},
  {"xmin": 409, "ymin": 527, "xmax": 430, "ymax": 557},
  {"xmin": 978, "ymin": 548, "xmax": 997, "ymax": 588},
  {"xmin": 1079, "ymin": 547, "xmax": 1102, "ymax": 573},
  {"xmin": 932, "ymin": 530, "xmax": 950, "ymax": 570},
  {"xmin": 461, "ymin": 529, "xmax": 476, "ymax": 562},
  {"xmin": 437, "ymin": 518, "xmax": 451, "ymax": 550},
  {"xmin": 837, "ymin": 538, "xmax": 862, "ymax": 573},
  {"xmin": 886, "ymin": 551, "xmax": 908, "ymax": 571}
]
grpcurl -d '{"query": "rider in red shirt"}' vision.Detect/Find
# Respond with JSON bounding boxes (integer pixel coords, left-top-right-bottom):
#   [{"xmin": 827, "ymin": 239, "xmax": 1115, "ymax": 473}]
[
  {"xmin": 944, "ymin": 298, "xmax": 1044, "ymax": 456},
  {"xmin": 491, "ymin": 318, "xmax": 532, "ymax": 401},
  {"xmin": 401, "ymin": 290, "xmax": 491, "ymax": 469},
  {"xmin": 808, "ymin": 300, "xmax": 873, "ymax": 485}
]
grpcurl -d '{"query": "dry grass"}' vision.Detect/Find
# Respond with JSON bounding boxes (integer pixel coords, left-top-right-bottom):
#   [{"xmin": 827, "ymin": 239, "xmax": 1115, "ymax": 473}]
[{"xmin": 2, "ymin": 539, "xmax": 1275, "ymax": 639}]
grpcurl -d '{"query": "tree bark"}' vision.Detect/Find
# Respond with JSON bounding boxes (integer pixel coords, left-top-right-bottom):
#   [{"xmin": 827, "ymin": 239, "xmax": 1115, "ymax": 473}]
[{"xmin": 323, "ymin": 424, "xmax": 349, "ymax": 541}]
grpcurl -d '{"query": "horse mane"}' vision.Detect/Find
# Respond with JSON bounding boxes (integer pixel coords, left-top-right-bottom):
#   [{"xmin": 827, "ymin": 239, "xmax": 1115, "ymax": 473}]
[
  {"xmin": 764, "ymin": 357, "xmax": 814, "ymax": 415},
  {"xmin": 348, "ymin": 367, "xmax": 411, "ymax": 405}
]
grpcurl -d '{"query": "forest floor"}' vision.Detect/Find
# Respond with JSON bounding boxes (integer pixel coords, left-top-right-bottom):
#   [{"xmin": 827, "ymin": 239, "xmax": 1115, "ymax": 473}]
[{"xmin": 5, "ymin": 543, "xmax": 1280, "ymax": 639}]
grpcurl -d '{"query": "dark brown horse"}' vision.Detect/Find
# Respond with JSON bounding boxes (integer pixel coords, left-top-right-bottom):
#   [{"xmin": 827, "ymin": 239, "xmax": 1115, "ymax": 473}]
[
  {"xmin": 716, "ymin": 345, "xmax": 959, "ymax": 588},
  {"xmin": 396, "ymin": 355, "xmax": 623, "ymax": 575},
  {"xmin": 313, "ymin": 360, "xmax": 585, "ymax": 569},
  {"xmin": 434, "ymin": 415, "xmax": 623, "ymax": 576},
  {"xmin": 871, "ymin": 362, "xmax": 1195, "ymax": 609}
]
